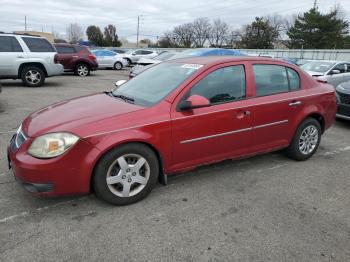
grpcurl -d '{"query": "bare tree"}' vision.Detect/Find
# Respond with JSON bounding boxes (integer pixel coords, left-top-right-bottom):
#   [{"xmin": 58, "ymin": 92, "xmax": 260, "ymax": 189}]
[
  {"xmin": 173, "ymin": 23, "xmax": 194, "ymax": 47},
  {"xmin": 209, "ymin": 19, "xmax": 229, "ymax": 47},
  {"xmin": 66, "ymin": 23, "xmax": 83, "ymax": 44},
  {"xmin": 226, "ymin": 29, "xmax": 242, "ymax": 48},
  {"xmin": 192, "ymin": 18, "xmax": 211, "ymax": 47}
]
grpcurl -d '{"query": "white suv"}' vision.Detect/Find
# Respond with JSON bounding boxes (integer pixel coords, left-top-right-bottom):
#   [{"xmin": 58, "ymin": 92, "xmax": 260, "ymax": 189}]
[{"xmin": 0, "ymin": 33, "xmax": 64, "ymax": 87}]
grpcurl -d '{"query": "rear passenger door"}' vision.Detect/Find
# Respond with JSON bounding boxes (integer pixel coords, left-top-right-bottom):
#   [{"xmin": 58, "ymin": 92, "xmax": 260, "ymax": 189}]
[
  {"xmin": 0, "ymin": 36, "xmax": 25, "ymax": 76},
  {"xmin": 55, "ymin": 46, "xmax": 77, "ymax": 69},
  {"xmin": 250, "ymin": 64, "xmax": 303, "ymax": 150}
]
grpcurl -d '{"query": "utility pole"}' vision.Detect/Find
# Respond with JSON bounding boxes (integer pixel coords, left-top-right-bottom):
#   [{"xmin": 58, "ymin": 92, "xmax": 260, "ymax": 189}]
[
  {"xmin": 25, "ymin": 16, "xmax": 27, "ymax": 31},
  {"xmin": 136, "ymin": 15, "xmax": 140, "ymax": 48}
]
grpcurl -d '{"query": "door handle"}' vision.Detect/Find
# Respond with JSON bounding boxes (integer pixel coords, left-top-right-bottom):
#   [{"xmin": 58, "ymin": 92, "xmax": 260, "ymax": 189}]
[
  {"xmin": 236, "ymin": 110, "xmax": 251, "ymax": 119},
  {"xmin": 289, "ymin": 101, "xmax": 302, "ymax": 106}
]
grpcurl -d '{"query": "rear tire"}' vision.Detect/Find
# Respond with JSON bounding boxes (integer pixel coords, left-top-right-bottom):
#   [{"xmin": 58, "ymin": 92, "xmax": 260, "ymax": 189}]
[
  {"xmin": 114, "ymin": 62, "xmax": 123, "ymax": 70},
  {"xmin": 93, "ymin": 143, "xmax": 159, "ymax": 205},
  {"xmin": 75, "ymin": 63, "xmax": 90, "ymax": 76},
  {"xmin": 286, "ymin": 118, "xmax": 321, "ymax": 161},
  {"xmin": 21, "ymin": 66, "xmax": 45, "ymax": 87}
]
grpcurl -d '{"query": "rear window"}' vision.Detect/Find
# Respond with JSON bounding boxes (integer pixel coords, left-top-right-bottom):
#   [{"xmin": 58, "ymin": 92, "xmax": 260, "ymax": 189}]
[
  {"xmin": 22, "ymin": 37, "xmax": 55, "ymax": 52},
  {"xmin": 56, "ymin": 46, "xmax": 76, "ymax": 54},
  {"xmin": 0, "ymin": 36, "xmax": 23, "ymax": 52}
]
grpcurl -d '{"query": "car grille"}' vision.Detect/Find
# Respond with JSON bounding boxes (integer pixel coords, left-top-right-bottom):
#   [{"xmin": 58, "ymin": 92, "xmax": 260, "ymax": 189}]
[{"xmin": 337, "ymin": 91, "xmax": 350, "ymax": 105}]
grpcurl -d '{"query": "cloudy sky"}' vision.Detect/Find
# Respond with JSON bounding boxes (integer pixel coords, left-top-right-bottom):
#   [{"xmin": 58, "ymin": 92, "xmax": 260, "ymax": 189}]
[{"xmin": 0, "ymin": 0, "xmax": 349, "ymax": 42}]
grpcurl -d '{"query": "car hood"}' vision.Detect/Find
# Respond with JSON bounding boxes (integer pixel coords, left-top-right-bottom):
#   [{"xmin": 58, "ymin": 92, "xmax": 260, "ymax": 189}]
[
  {"xmin": 22, "ymin": 93, "xmax": 145, "ymax": 138},
  {"xmin": 305, "ymin": 71, "xmax": 326, "ymax": 77}
]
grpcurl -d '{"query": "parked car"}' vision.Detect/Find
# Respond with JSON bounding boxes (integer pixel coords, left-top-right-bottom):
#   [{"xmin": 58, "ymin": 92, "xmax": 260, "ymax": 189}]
[
  {"xmin": 335, "ymin": 80, "xmax": 350, "ymax": 120},
  {"xmin": 110, "ymin": 48, "xmax": 129, "ymax": 55},
  {"xmin": 91, "ymin": 50, "xmax": 128, "ymax": 70},
  {"xmin": 122, "ymin": 49, "xmax": 159, "ymax": 64},
  {"xmin": 130, "ymin": 51, "xmax": 179, "ymax": 78},
  {"xmin": 54, "ymin": 44, "xmax": 98, "ymax": 76},
  {"xmin": 0, "ymin": 33, "xmax": 63, "ymax": 87},
  {"xmin": 8, "ymin": 57, "xmax": 336, "ymax": 205},
  {"xmin": 129, "ymin": 48, "xmax": 246, "ymax": 78},
  {"xmin": 301, "ymin": 60, "xmax": 350, "ymax": 87}
]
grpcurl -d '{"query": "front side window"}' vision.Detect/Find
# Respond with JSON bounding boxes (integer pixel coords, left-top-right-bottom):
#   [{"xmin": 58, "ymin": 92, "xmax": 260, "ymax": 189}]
[
  {"xmin": 112, "ymin": 62, "xmax": 202, "ymax": 106},
  {"xmin": 332, "ymin": 63, "xmax": 346, "ymax": 74},
  {"xmin": 253, "ymin": 65, "xmax": 289, "ymax": 96},
  {"xmin": 22, "ymin": 37, "xmax": 55, "ymax": 52},
  {"xmin": 188, "ymin": 65, "xmax": 246, "ymax": 104}
]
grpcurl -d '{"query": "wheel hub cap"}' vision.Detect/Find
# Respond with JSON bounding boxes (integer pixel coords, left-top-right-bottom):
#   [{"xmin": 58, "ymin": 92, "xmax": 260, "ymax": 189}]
[{"xmin": 299, "ymin": 125, "xmax": 319, "ymax": 155}]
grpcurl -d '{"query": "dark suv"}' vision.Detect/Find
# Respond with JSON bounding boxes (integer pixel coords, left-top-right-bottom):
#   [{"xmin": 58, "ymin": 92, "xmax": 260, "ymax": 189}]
[{"xmin": 54, "ymin": 44, "xmax": 98, "ymax": 76}]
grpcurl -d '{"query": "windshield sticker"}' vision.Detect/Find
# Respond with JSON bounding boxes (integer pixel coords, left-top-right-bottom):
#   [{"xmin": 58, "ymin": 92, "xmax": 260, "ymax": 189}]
[{"xmin": 181, "ymin": 64, "xmax": 203, "ymax": 70}]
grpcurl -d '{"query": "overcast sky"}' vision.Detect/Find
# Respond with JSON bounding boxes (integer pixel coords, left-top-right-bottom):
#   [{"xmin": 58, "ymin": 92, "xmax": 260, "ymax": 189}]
[{"xmin": 0, "ymin": 0, "xmax": 349, "ymax": 42}]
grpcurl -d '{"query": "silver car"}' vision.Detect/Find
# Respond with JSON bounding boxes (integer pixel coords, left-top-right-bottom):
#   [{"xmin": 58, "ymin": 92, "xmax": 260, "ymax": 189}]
[
  {"xmin": 91, "ymin": 50, "xmax": 128, "ymax": 70},
  {"xmin": 301, "ymin": 60, "xmax": 350, "ymax": 87}
]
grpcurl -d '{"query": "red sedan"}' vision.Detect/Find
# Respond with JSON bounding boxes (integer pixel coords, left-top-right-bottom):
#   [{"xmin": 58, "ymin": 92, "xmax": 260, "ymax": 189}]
[{"xmin": 8, "ymin": 57, "xmax": 336, "ymax": 205}]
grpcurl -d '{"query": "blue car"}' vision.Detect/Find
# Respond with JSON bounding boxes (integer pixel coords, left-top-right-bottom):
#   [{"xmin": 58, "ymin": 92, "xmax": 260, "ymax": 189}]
[{"xmin": 130, "ymin": 48, "xmax": 246, "ymax": 78}]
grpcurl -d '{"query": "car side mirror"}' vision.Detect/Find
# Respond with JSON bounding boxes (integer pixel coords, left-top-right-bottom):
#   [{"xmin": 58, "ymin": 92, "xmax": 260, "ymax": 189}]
[
  {"xmin": 115, "ymin": 80, "xmax": 127, "ymax": 87},
  {"xmin": 178, "ymin": 95, "xmax": 210, "ymax": 111},
  {"xmin": 331, "ymin": 69, "xmax": 341, "ymax": 75}
]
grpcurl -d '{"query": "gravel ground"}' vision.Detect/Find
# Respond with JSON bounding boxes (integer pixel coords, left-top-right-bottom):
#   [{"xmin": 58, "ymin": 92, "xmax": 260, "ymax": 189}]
[{"xmin": 0, "ymin": 70, "xmax": 349, "ymax": 262}]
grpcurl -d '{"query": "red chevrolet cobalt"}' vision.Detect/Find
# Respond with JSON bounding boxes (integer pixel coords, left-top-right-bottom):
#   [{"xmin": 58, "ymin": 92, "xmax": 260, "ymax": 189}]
[{"xmin": 8, "ymin": 57, "xmax": 336, "ymax": 205}]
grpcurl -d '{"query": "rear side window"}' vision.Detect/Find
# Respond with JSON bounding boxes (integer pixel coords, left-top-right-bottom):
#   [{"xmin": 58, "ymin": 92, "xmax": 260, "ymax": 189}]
[
  {"xmin": 253, "ymin": 65, "xmax": 289, "ymax": 96},
  {"xmin": 189, "ymin": 65, "xmax": 246, "ymax": 104},
  {"xmin": 0, "ymin": 36, "xmax": 23, "ymax": 52},
  {"xmin": 287, "ymin": 68, "xmax": 300, "ymax": 91},
  {"xmin": 22, "ymin": 37, "xmax": 55, "ymax": 52},
  {"xmin": 75, "ymin": 46, "xmax": 86, "ymax": 53},
  {"xmin": 56, "ymin": 46, "xmax": 76, "ymax": 54}
]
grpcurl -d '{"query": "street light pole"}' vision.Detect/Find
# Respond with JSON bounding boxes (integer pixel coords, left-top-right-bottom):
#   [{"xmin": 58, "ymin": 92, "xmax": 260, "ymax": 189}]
[{"xmin": 136, "ymin": 15, "xmax": 140, "ymax": 48}]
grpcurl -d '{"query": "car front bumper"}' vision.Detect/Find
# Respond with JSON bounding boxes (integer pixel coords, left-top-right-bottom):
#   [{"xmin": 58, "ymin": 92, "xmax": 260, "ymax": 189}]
[
  {"xmin": 336, "ymin": 104, "xmax": 350, "ymax": 120},
  {"xmin": 7, "ymin": 133, "xmax": 100, "ymax": 196}
]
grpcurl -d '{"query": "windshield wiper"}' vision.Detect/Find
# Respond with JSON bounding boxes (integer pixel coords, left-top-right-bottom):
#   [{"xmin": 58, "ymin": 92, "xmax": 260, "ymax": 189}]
[{"xmin": 112, "ymin": 93, "xmax": 135, "ymax": 103}]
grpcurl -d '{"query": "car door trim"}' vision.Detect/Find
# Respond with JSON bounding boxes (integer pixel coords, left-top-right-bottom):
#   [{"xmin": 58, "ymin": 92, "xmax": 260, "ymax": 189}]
[{"xmin": 180, "ymin": 120, "xmax": 289, "ymax": 144}]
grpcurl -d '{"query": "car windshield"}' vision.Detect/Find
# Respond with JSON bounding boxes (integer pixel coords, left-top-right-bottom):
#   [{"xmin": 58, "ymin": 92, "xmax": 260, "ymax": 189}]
[
  {"xmin": 301, "ymin": 61, "xmax": 336, "ymax": 73},
  {"xmin": 112, "ymin": 62, "xmax": 203, "ymax": 106}
]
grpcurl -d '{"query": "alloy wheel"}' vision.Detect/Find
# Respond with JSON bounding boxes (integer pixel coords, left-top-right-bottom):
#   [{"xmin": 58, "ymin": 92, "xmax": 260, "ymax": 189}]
[
  {"xmin": 77, "ymin": 65, "xmax": 89, "ymax": 76},
  {"xmin": 106, "ymin": 154, "xmax": 150, "ymax": 197},
  {"xmin": 299, "ymin": 125, "xmax": 319, "ymax": 155},
  {"xmin": 25, "ymin": 70, "xmax": 41, "ymax": 84}
]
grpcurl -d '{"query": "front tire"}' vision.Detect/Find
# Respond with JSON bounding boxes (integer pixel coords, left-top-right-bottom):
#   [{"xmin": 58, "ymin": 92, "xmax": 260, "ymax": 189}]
[
  {"xmin": 286, "ymin": 118, "xmax": 321, "ymax": 161},
  {"xmin": 21, "ymin": 66, "xmax": 45, "ymax": 87},
  {"xmin": 75, "ymin": 63, "xmax": 90, "ymax": 76},
  {"xmin": 114, "ymin": 62, "xmax": 123, "ymax": 70},
  {"xmin": 93, "ymin": 143, "xmax": 159, "ymax": 205}
]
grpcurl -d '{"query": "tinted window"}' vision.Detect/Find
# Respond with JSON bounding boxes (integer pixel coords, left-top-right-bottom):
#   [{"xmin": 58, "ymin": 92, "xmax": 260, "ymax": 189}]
[
  {"xmin": 75, "ymin": 46, "xmax": 86, "ymax": 53},
  {"xmin": 134, "ymin": 50, "xmax": 143, "ymax": 55},
  {"xmin": 22, "ymin": 37, "xmax": 55, "ymax": 52},
  {"xmin": 287, "ymin": 68, "xmax": 300, "ymax": 91},
  {"xmin": 0, "ymin": 36, "xmax": 23, "ymax": 52},
  {"xmin": 56, "ymin": 46, "xmax": 76, "ymax": 54},
  {"xmin": 141, "ymin": 50, "xmax": 153, "ymax": 55},
  {"xmin": 189, "ymin": 65, "xmax": 246, "ymax": 104},
  {"xmin": 253, "ymin": 65, "xmax": 289, "ymax": 96},
  {"xmin": 332, "ymin": 63, "xmax": 346, "ymax": 73}
]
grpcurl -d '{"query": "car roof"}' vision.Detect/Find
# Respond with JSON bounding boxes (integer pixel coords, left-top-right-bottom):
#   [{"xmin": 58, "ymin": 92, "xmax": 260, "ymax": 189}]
[
  {"xmin": 0, "ymin": 32, "xmax": 43, "ymax": 38},
  {"xmin": 305, "ymin": 60, "xmax": 348, "ymax": 63},
  {"xmin": 167, "ymin": 56, "xmax": 291, "ymax": 66}
]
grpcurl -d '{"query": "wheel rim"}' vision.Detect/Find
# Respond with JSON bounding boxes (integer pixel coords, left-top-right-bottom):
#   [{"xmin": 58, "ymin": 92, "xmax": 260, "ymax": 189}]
[
  {"xmin": 77, "ymin": 65, "xmax": 88, "ymax": 76},
  {"xmin": 299, "ymin": 125, "xmax": 319, "ymax": 155},
  {"xmin": 106, "ymin": 154, "xmax": 150, "ymax": 197},
  {"xmin": 115, "ymin": 63, "xmax": 122, "ymax": 70},
  {"xmin": 25, "ymin": 70, "xmax": 41, "ymax": 84}
]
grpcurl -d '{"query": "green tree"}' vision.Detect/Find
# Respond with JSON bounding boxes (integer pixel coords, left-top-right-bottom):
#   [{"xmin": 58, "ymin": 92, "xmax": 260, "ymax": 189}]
[
  {"xmin": 238, "ymin": 17, "xmax": 279, "ymax": 49},
  {"xmin": 86, "ymin": 25, "xmax": 104, "ymax": 46},
  {"xmin": 287, "ymin": 8, "xmax": 349, "ymax": 49},
  {"xmin": 103, "ymin": 24, "xmax": 121, "ymax": 47}
]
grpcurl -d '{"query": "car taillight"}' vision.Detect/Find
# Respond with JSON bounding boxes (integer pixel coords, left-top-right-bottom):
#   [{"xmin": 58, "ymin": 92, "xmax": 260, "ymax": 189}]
[
  {"xmin": 88, "ymin": 54, "xmax": 96, "ymax": 60},
  {"xmin": 54, "ymin": 54, "xmax": 59, "ymax": 64}
]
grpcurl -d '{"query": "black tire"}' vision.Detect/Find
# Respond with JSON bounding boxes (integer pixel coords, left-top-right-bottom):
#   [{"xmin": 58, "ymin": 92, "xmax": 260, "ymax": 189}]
[
  {"xmin": 21, "ymin": 66, "xmax": 45, "ymax": 87},
  {"xmin": 286, "ymin": 118, "xmax": 321, "ymax": 161},
  {"xmin": 114, "ymin": 62, "xmax": 123, "ymax": 70},
  {"xmin": 74, "ymin": 63, "xmax": 90, "ymax": 76},
  {"xmin": 93, "ymin": 143, "xmax": 159, "ymax": 205}
]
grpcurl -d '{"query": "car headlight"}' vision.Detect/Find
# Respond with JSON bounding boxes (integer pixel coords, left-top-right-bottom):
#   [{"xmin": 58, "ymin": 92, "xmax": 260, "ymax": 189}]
[{"xmin": 28, "ymin": 133, "xmax": 79, "ymax": 159}]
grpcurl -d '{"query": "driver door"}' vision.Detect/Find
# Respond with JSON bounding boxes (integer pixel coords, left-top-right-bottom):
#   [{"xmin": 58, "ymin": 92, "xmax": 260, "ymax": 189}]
[{"xmin": 170, "ymin": 64, "xmax": 254, "ymax": 171}]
